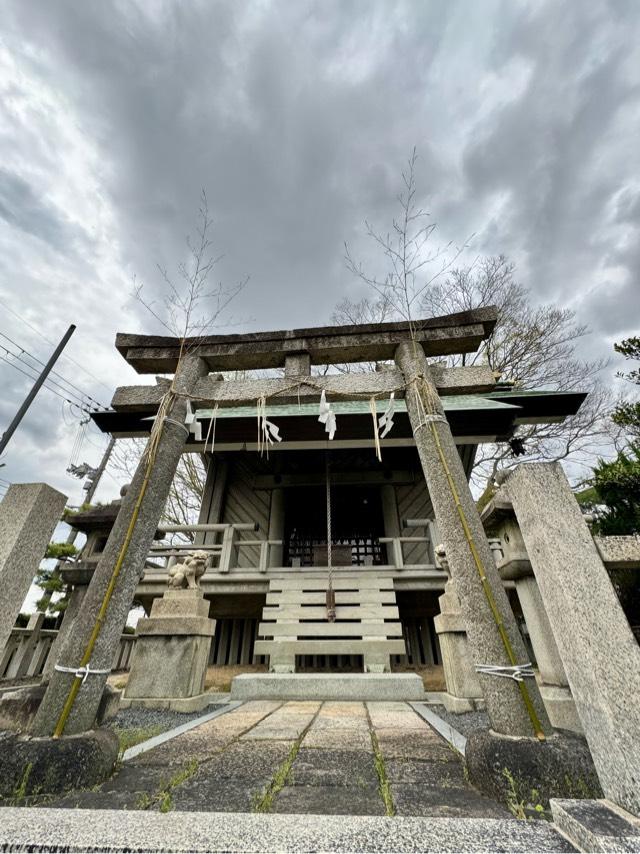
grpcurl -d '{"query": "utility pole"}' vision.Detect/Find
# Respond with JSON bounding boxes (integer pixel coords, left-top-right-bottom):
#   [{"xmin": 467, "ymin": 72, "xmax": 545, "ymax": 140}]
[
  {"xmin": 82, "ymin": 435, "xmax": 116, "ymax": 505},
  {"xmin": 0, "ymin": 324, "xmax": 76, "ymax": 457}
]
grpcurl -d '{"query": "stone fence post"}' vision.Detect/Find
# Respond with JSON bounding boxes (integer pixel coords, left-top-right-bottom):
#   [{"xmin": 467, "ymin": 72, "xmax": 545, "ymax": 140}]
[
  {"xmin": 502, "ymin": 462, "xmax": 640, "ymax": 817},
  {"xmin": 481, "ymin": 495, "xmax": 582, "ymax": 734},
  {"xmin": 0, "ymin": 483, "xmax": 67, "ymax": 657}
]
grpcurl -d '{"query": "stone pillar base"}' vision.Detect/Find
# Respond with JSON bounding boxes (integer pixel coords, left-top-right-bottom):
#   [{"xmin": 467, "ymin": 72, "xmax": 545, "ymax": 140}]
[
  {"xmin": 539, "ymin": 683, "xmax": 583, "ymax": 734},
  {"xmin": 120, "ymin": 692, "xmax": 215, "ymax": 713},
  {"xmin": 123, "ymin": 589, "xmax": 215, "ymax": 703},
  {"xmin": 466, "ymin": 728, "xmax": 602, "ymax": 811},
  {"xmin": 442, "ymin": 693, "xmax": 486, "ymax": 714}
]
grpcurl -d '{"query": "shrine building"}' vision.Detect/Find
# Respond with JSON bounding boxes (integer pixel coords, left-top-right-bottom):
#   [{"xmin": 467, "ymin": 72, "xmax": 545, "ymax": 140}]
[{"xmin": 89, "ymin": 308, "xmax": 584, "ymax": 681}]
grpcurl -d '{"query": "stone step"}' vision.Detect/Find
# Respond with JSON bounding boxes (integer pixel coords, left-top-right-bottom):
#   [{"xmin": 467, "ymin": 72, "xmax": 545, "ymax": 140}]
[
  {"xmin": 0, "ymin": 806, "xmax": 576, "ymax": 851},
  {"xmin": 259, "ymin": 570, "xmax": 407, "ymax": 670}
]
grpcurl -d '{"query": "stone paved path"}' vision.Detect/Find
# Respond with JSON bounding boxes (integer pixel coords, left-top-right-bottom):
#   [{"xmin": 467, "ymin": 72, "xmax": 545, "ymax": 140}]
[{"xmin": 45, "ymin": 701, "xmax": 511, "ymax": 819}]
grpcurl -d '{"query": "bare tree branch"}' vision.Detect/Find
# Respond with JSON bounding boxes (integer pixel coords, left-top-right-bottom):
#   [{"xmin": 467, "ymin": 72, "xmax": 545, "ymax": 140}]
[
  {"xmin": 338, "ymin": 151, "xmax": 616, "ymax": 495},
  {"xmin": 344, "ymin": 148, "xmax": 472, "ymax": 336},
  {"xmin": 132, "ymin": 190, "xmax": 248, "ymax": 348},
  {"xmin": 110, "ymin": 439, "xmax": 205, "ymax": 544},
  {"xmin": 421, "ymin": 256, "xmax": 618, "ymax": 491}
]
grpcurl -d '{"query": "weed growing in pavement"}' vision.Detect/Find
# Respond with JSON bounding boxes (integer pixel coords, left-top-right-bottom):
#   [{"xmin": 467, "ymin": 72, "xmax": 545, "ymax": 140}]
[
  {"xmin": 370, "ymin": 732, "xmax": 395, "ymax": 817},
  {"xmin": 136, "ymin": 759, "xmax": 199, "ymax": 812},
  {"xmin": 253, "ymin": 741, "xmax": 300, "ymax": 813}
]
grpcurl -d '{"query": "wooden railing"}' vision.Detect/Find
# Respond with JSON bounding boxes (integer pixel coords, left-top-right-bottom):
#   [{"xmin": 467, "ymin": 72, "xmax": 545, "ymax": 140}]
[
  {"xmin": 149, "ymin": 523, "xmax": 283, "ymax": 574},
  {"xmin": 146, "ymin": 521, "xmax": 442, "ymax": 574},
  {"xmin": 0, "ymin": 627, "xmax": 136, "ymax": 681},
  {"xmin": 144, "ymin": 519, "xmax": 435, "ymax": 575},
  {"xmin": 379, "ymin": 536, "xmax": 432, "ymax": 570}
]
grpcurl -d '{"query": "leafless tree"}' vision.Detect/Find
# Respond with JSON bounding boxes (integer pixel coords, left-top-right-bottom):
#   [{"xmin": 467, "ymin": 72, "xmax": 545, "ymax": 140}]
[
  {"xmin": 110, "ymin": 439, "xmax": 205, "ymax": 542},
  {"xmin": 422, "ymin": 257, "xmax": 616, "ymax": 500},
  {"xmin": 126, "ymin": 191, "xmax": 245, "ymax": 534},
  {"xmin": 339, "ymin": 150, "xmax": 615, "ymax": 499}
]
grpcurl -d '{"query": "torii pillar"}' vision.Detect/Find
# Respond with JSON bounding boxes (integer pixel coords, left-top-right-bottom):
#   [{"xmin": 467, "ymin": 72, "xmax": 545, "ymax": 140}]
[
  {"xmin": 395, "ymin": 340, "xmax": 551, "ymax": 738},
  {"xmin": 32, "ymin": 354, "xmax": 207, "ymax": 736}
]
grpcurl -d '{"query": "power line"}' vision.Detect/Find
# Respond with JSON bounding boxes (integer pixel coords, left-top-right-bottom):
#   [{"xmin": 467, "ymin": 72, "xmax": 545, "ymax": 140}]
[
  {"xmin": 0, "ymin": 297, "xmax": 113, "ymax": 393},
  {"xmin": 0, "ymin": 329, "xmax": 108, "ymax": 410},
  {"xmin": 0, "ymin": 353, "xmax": 93, "ymax": 416},
  {"xmin": 0, "ymin": 348, "xmax": 96, "ymax": 413},
  {"xmin": 0, "ymin": 346, "xmax": 102, "ymax": 412}
]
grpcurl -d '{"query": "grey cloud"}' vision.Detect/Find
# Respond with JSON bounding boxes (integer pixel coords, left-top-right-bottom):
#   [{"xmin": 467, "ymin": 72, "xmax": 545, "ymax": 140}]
[
  {"xmin": 0, "ymin": 0, "xmax": 639, "ymax": 497},
  {"xmin": 0, "ymin": 169, "xmax": 87, "ymax": 253}
]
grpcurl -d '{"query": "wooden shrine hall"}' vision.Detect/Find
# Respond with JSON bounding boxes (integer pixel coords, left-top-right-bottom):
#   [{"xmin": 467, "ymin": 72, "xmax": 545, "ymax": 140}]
[{"xmin": 90, "ymin": 308, "xmax": 585, "ymax": 676}]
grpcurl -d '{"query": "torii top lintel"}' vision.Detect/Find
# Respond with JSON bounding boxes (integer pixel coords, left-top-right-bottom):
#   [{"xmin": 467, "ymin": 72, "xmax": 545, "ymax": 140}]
[{"xmin": 116, "ymin": 307, "xmax": 498, "ymax": 374}]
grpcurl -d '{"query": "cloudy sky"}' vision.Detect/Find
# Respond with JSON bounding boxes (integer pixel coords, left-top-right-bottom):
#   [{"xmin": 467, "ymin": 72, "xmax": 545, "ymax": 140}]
[{"xmin": 1, "ymin": 0, "xmax": 639, "ymax": 513}]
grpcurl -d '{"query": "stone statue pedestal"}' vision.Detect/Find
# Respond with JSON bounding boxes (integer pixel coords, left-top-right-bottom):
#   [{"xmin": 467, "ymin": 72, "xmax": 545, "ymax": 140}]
[
  {"xmin": 122, "ymin": 588, "xmax": 215, "ymax": 712},
  {"xmin": 435, "ymin": 582, "xmax": 485, "ymax": 713}
]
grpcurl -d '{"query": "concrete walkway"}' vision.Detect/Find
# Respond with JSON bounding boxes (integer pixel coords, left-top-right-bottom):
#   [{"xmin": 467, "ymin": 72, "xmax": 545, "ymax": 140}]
[
  {"xmin": 48, "ymin": 701, "xmax": 507, "ymax": 818},
  {"xmin": 0, "ymin": 702, "xmax": 580, "ymax": 851}
]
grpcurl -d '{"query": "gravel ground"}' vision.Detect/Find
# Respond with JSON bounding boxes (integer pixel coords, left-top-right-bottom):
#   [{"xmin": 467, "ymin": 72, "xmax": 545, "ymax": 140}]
[
  {"xmin": 108, "ymin": 705, "xmax": 224, "ymax": 734},
  {"xmin": 430, "ymin": 705, "xmax": 489, "ymax": 738}
]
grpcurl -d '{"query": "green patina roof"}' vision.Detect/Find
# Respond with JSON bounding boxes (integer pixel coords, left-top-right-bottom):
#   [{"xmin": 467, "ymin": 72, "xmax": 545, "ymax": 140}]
[{"xmin": 195, "ymin": 394, "xmax": 519, "ymax": 420}]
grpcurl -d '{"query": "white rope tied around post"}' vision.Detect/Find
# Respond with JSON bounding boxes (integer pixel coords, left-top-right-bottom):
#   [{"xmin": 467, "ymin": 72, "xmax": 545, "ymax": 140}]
[
  {"xmin": 54, "ymin": 664, "xmax": 111, "ymax": 685},
  {"xmin": 166, "ymin": 417, "xmax": 191, "ymax": 437},
  {"xmin": 475, "ymin": 663, "xmax": 535, "ymax": 682}
]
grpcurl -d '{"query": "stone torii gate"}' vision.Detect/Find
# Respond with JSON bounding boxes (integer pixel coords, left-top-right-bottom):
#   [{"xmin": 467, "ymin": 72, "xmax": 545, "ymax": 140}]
[{"xmin": 33, "ymin": 308, "xmax": 550, "ymax": 742}]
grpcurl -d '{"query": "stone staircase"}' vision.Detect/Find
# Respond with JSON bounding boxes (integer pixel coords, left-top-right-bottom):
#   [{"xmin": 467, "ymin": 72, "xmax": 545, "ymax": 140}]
[{"xmin": 254, "ymin": 571, "xmax": 406, "ymax": 672}]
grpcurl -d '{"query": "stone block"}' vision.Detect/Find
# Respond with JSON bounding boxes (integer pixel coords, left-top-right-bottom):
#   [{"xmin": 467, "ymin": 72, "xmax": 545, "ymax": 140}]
[
  {"xmin": 539, "ymin": 684, "xmax": 583, "ymax": 735},
  {"xmin": 149, "ymin": 589, "xmax": 211, "ymax": 619},
  {"xmin": 0, "ymin": 483, "xmax": 67, "ymax": 655},
  {"xmin": 119, "ymin": 692, "xmax": 214, "ymax": 713},
  {"xmin": 124, "ymin": 587, "xmax": 215, "ymax": 705},
  {"xmin": 230, "ymin": 673, "xmax": 425, "ymax": 701},
  {"xmin": 0, "ymin": 684, "xmax": 46, "ymax": 732},
  {"xmin": 135, "ymin": 616, "xmax": 214, "ymax": 636},
  {"xmin": 125, "ymin": 635, "xmax": 212, "ymax": 698},
  {"xmin": 594, "ymin": 535, "xmax": 640, "ymax": 570},
  {"xmin": 550, "ymin": 798, "xmax": 640, "ymax": 852},
  {"xmin": 96, "ymin": 684, "xmax": 121, "ymax": 724},
  {"xmin": 442, "ymin": 694, "xmax": 478, "ymax": 714}
]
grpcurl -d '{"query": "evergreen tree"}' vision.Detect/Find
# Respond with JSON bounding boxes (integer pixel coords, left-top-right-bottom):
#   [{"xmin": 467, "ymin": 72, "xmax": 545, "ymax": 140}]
[
  {"xmin": 35, "ymin": 542, "xmax": 78, "ymax": 614},
  {"xmin": 612, "ymin": 336, "xmax": 640, "ymax": 437},
  {"xmin": 590, "ymin": 445, "xmax": 640, "ymax": 535},
  {"xmin": 581, "ymin": 334, "xmax": 640, "ymax": 535}
]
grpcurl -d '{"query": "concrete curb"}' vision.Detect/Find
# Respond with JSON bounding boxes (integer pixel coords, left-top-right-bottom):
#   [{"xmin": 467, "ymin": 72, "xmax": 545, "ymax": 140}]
[
  {"xmin": 410, "ymin": 702, "xmax": 467, "ymax": 755},
  {"xmin": 121, "ymin": 700, "xmax": 242, "ymax": 761}
]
